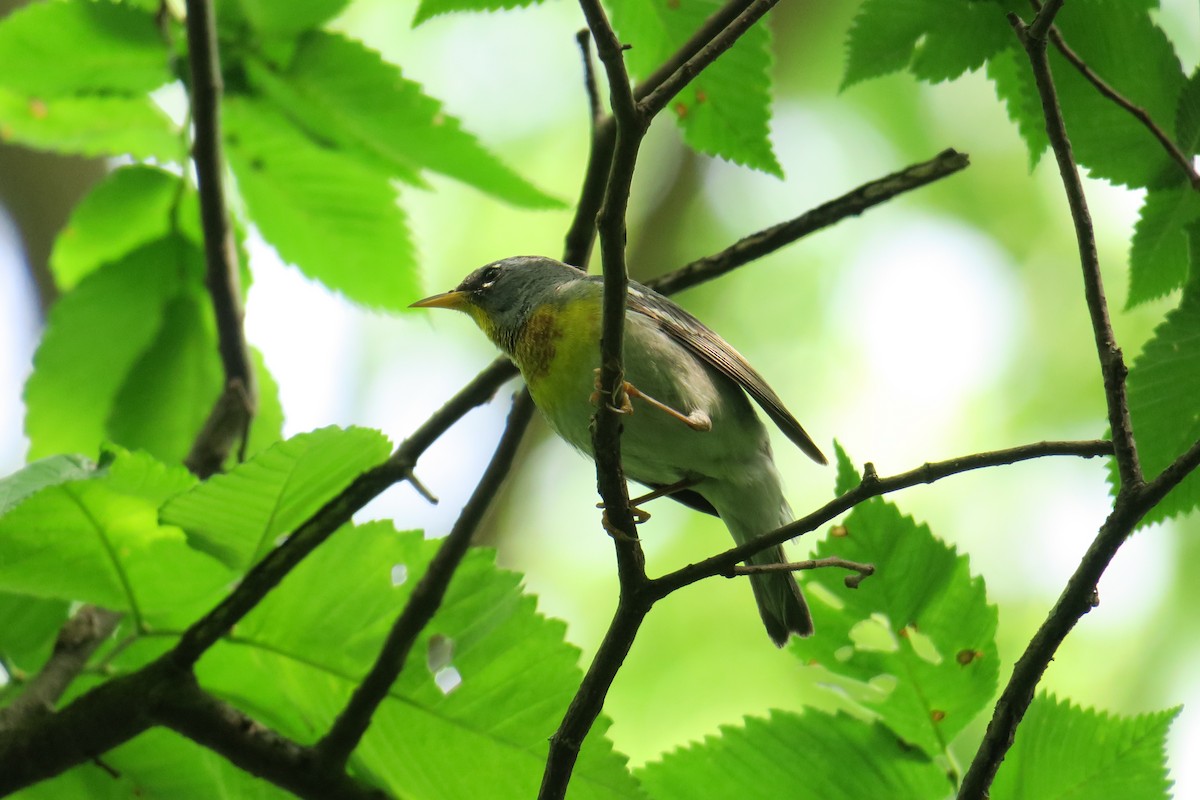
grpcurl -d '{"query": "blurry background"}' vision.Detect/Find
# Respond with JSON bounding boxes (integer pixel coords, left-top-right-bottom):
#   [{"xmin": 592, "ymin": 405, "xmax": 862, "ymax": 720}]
[{"xmin": 2, "ymin": 0, "xmax": 1198, "ymax": 791}]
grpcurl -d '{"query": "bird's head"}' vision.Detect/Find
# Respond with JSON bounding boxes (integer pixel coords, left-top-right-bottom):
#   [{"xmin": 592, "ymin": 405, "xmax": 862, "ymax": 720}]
[{"xmin": 411, "ymin": 256, "xmax": 584, "ymax": 351}]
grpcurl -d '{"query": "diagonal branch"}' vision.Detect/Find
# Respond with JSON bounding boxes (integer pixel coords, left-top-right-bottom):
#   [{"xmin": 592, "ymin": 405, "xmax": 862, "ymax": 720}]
[
  {"xmin": 651, "ymin": 439, "xmax": 1114, "ymax": 598},
  {"xmin": 313, "ymin": 394, "xmax": 535, "ymax": 770},
  {"xmin": 183, "ymin": 0, "xmax": 257, "ymax": 478},
  {"xmin": 649, "ymin": 149, "xmax": 970, "ymax": 296}
]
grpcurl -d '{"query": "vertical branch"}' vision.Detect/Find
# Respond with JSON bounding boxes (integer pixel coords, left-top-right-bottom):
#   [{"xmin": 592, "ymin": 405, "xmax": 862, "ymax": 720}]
[
  {"xmin": 1012, "ymin": 4, "xmax": 1141, "ymax": 491},
  {"xmin": 184, "ymin": 0, "xmax": 257, "ymax": 478}
]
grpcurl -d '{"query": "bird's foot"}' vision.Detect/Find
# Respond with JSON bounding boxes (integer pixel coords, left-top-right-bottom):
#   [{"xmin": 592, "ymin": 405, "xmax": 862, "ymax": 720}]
[
  {"xmin": 590, "ymin": 369, "xmax": 634, "ymax": 415},
  {"xmin": 601, "ymin": 508, "xmax": 645, "ymax": 541}
]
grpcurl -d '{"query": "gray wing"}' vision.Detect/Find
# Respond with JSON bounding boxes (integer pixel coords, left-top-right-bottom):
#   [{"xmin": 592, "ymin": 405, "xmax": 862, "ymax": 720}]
[{"xmin": 626, "ymin": 283, "xmax": 827, "ymax": 465}]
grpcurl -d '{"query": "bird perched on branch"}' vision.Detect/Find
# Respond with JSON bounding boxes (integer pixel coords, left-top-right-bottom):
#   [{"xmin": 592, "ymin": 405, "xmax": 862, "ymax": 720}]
[{"xmin": 412, "ymin": 255, "xmax": 827, "ymax": 645}]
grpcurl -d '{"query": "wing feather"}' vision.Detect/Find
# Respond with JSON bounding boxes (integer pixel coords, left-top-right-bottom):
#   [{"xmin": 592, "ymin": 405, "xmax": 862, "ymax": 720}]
[{"xmin": 626, "ymin": 283, "xmax": 827, "ymax": 465}]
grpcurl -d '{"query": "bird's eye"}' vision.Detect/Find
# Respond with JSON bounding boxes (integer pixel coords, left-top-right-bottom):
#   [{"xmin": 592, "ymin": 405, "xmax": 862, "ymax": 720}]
[{"xmin": 477, "ymin": 266, "xmax": 501, "ymax": 290}]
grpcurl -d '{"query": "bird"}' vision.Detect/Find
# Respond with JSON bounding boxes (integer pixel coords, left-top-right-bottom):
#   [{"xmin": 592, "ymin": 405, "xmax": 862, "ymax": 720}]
[{"xmin": 411, "ymin": 255, "xmax": 827, "ymax": 645}]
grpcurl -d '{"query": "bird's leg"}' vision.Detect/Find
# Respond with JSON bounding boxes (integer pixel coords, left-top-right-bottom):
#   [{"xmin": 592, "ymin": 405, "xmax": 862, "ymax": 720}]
[
  {"xmin": 597, "ymin": 476, "xmax": 703, "ymax": 511},
  {"xmin": 623, "ymin": 383, "xmax": 712, "ymax": 432}
]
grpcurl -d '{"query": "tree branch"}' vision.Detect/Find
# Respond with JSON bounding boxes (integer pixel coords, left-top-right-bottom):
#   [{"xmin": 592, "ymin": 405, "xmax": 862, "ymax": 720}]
[
  {"xmin": 648, "ymin": 149, "xmax": 970, "ymax": 296},
  {"xmin": 183, "ymin": 0, "xmax": 256, "ymax": 478},
  {"xmin": 0, "ymin": 606, "xmax": 121, "ymax": 734},
  {"xmin": 651, "ymin": 439, "xmax": 1113, "ymax": 598},
  {"xmin": 154, "ymin": 674, "xmax": 388, "ymax": 800},
  {"xmin": 314, "ymin": 394, "xmax": 535, "ymax": 770},
  {"xmin": 1046, "ymin": 21, "xmax": 1200, "ymax": 189},
  {"xmin": 1009, "ymin": 7, "xmax": 1141, "ymax": 491}
]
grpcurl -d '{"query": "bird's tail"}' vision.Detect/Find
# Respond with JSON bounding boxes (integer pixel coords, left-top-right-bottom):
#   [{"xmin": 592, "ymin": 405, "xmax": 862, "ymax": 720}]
[{"xmin": 705, "ymin": 474, "xmax": 813, "ymax": 646}]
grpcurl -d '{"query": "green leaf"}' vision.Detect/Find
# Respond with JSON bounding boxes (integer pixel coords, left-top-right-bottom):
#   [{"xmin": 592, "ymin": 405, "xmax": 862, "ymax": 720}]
[
  {"xmin": 1176, "ymin": 67, "xmax": 1200, "ymax": 156},
  {"xmin": 0, "ymin": 450, "xmax": 229, "ymax": 630},
  {"xmin": 987, "ymin": 44, "xmax": 1049, "ymax": 169},
  {"xmin": 991, "ymin": 695, "xmax": 1178, "ymax": 800},
  {"xmin": 1127, "ymin": 187, "xmax": 1200, "ymax": 308},
  {"xmin": 51, "ymin": 166, "xmax": 200, "ymax": 291},
  {"xmin": 0, "ymin": 0, "xmax": 169, "ymax": 96},
  {"xmin": 637, "ymin": 710, "xmax": 948, "ymax": 799},
  {"xmin": 24, "ymin": 237, "xmax": 200, "ymax": 460},
  {"xmin": 0, "ymin": 592, "xmax": 69, "ymax": 679},
  {"xmin": 1119, "ymin": 287, "xmax": 1200, "ymax": 524},
  {"xmin": 990, "ymin": 3, "xmax": 1186, "ymax": 189},
  {"xmin": 245, "ymin": 31, "xmax": 562, "ymax": 208},
  {"xmin": 413, "ymin": 0, "xmax": 540, "ymax": 25},
  {"xmin": 223, "ymin": 97, "xmax": 419, "ymax": 310},
  {"xmin": 0, "ymin": 88, "xmax": 180, "ymax": 159},
  {"xmin": 0, "ymin": 454, "xmax": 95, "ymax": 515},
  {"xmin": 160, "ymin": 427, "xmax": 392, "ymax": 570},
  {"xmin": 191, "ymin": 523, "xmax": 646, "ymax": 799},
  {"xmin": 606, "ymin": 0, "xmax": 781, "ymax": 175},
  {"xmin": 789, "ymin": 445, "xmax": 999, "ymax": 759},
  {"xmin": 843, "ymin": 0, "xmax": 1013, "ymax": 88},
  {"xmin": 107, "ymin": 292, "xmax": 224, "ymax": 464},
  {"xmin": 225, "ymin": 0, "xmax": 350, "ymax": 37}
]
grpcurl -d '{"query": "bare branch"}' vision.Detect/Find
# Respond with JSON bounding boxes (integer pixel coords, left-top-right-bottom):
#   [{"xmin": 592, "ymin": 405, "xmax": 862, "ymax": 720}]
[
  {"xmin": 652, "ymin": 439, "xmax": 1114, "ymax": 598},
  {"xmin": 649, "ymin": 149, "xmax": 970, "ymax": 296},
  {"xmin": 730, "ymin": 557, "xmax": 876, "ymax": 589},
  {"xmin": 183, "ymin": 0, "xmax": 256, "ymax": 477},
  {"xmin": 1009, "ymin": 9, "xmax": 1142, "ymax": 490}
]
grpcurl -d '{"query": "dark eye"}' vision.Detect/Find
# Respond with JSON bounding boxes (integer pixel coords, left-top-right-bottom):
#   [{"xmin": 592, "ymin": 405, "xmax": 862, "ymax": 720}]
[{"xmin": 477, "ymin": 266, "xmax": 501, "ymax": 290}]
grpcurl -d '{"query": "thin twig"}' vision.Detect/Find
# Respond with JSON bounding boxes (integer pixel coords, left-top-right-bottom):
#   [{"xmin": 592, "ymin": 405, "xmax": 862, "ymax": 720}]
[
  {"xmin": 576, "ymin": 30, "xmax": 603, "ymax": 127},
  {"xmin": 183, "ymin": 0, "xmax": 256, "ymax": 478},
  {"xmin": 730, "ymin": 557, "xmax": 876, "ymax": 589},
  {"xmin": 314, "ymin": 394, "xmax": 535, "ymax": 770},
  {"xmin": 1027, "ymin": 0, "xmax": 1200, "ymax": 189},
  {"xmin": 634, "ymin": 0, "xmax": 756, "ymax": 104},
  {"xmin": 649, "ymin": 149, "xmax": 970, "ymax": 296},
  {"xmin": 651, "ymin": 439, "xmax": 1114, "ymax": 597}
]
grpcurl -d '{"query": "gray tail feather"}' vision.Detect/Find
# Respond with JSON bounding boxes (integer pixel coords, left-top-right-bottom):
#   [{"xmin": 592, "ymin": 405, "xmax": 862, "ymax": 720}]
[{"xmin": 746, "ymin": 543, "xmax": 813, "ymax": 646}]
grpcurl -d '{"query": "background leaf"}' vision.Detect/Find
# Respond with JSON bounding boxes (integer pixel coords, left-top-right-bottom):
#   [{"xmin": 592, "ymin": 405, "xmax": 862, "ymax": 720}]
[
  {"xmin": 990, "ymin": 694, "xmax": 1178, "ymax": 800},
  {"xmin": 0, "ymin": 89, "xmax": 180, "ymax": 160}
]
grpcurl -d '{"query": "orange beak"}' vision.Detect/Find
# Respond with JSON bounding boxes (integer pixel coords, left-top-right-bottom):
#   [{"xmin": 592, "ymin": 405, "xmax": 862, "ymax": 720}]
[{"xmin": 410, "ymin": 290, "xmax": 469, "ymax": 311}]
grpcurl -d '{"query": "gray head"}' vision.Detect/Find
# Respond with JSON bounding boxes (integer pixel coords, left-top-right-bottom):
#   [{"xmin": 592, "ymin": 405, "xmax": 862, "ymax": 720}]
[{"xmin": 410, "ymin": 255, "xmax": 585, "ymax": 350}]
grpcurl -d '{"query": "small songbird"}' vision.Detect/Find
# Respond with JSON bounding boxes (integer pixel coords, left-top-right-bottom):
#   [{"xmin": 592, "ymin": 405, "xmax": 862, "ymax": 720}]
[{"xmin": 412, "ymin": 255, "xmax": 827, "ymax": 645}]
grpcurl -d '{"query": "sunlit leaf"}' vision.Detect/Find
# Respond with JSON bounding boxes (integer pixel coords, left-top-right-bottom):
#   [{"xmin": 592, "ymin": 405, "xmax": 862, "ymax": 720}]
[
  {"xmin": 1119, "ymin": 286, "xmax": 1200, "ymax": 524},
  {"xmin": 223, "ymin": 98, "xmax": 419, "ymax": 310},
  {"xmin": 0, "ymin": 454, "xmax": 95, "ymax": 515},
  {"xmin": 160, "ymin": 427, "xmax": 392, "ymax": 570},
  {"xmin": 0, "ymin": 0, "xmax": 169, "ymax": 96},
  {"xmin": 991, "ymin": 695, "xmax": 1178, "ymax": 800},
  {"xmin": 0, "ymin": 450, "xmax": 228, "ymax": 630},
  {"xmin": 637, "ymin": 710, "xmax": 947, "ymax": 799},
  {"xmin": 789, "ymin": 445, "xmax": 999, "ymax": 759},
  {"xmin": 245, "ymin": 31, "xmax": 561, "ymax": 208},
  {"xmin": 51, "ymin": 166, "xmax": 200, "ymax": 290},
  {"xmin": 24, "ymin": 238, "xmax": 200, "ymax": 460},
  {"xmin": 412, "ymin": 0, "xmax": 539, "ymax": 25},
  {"xmin": 0, "ymin": 88, "xmax": 180, "ymax": 159}
]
